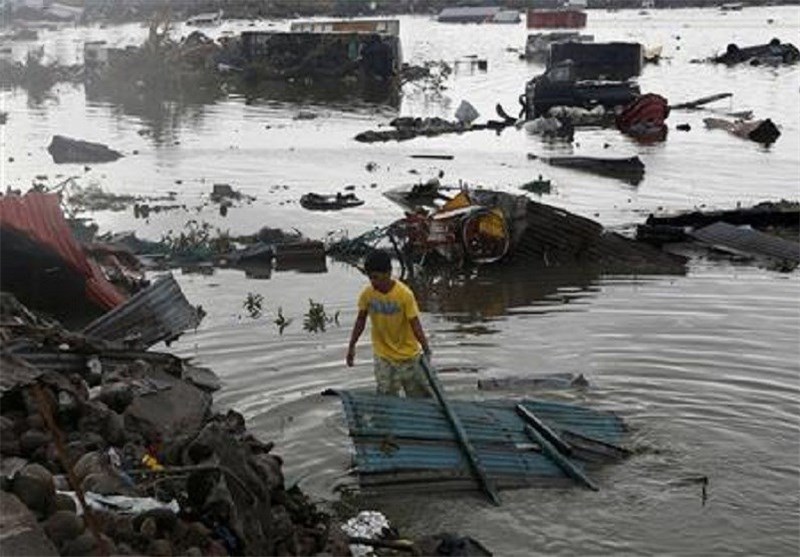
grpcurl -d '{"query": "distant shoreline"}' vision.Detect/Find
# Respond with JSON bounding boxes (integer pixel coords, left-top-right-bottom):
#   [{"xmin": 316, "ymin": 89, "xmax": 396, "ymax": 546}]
[{"xmin": 3, "ymin": 0, "xmax": 799, "ymax": 25}]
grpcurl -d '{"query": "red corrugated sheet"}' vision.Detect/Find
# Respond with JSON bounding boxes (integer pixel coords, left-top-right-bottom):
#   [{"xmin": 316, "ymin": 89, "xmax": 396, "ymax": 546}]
[
  {"xmin": 527, "ymin": 9, "xmax": 587, "ymax": 29},
  {"xmin": 0, "ymin": 192, "xmax": 126, "ymax": 310}
]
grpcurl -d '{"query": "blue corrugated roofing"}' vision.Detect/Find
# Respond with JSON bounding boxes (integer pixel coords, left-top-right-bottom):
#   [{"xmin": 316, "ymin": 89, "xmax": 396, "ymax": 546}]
[{"xmin": 328, "ymin": 390, "xmax": 626, "ymax": 492}]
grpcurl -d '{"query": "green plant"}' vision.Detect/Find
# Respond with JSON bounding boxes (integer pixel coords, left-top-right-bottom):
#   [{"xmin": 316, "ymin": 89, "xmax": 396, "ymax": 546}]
[
  {"xmin": 274, "ymin": 306, "xmax": 292, "ymax": 334},
  {"xmin": 243, "ymin": 292, "xmax": 264, "ymax": 318},
  {"xmin": 302, "ymin": 299, "xmax": 340, "ymax": 333}
]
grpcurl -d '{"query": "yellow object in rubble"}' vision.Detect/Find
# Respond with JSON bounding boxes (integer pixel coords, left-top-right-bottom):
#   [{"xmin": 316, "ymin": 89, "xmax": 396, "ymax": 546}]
[
  {"xmin": 141, "ymin": 454, "xmax": 164, "ymax": 471},
  {"xmin": 477, "ymin": 209, "xmax": 506, "ymax": 239},
  {"xmin": 442, "ymin": 190, "xmax": 472, "ymax": 211}
]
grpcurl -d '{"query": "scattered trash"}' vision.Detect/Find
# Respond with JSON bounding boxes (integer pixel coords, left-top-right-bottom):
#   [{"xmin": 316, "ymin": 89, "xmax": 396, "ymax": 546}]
[
  {"xmin": 616, "ymin": 93, "xmax": 669, "ymax": 141},
  {"xmin": 410, "ymin": 154, "xmax": 454, "ymax": 160},
  {"xmin": 454, "ymin": 100, "xmax": 480, "ymax": 125},
  {"xmin": 478, "ymin": 373, "xmax": 589, "ymax": 391},
  {"xmin": 670, "ymin": 92, "xmax": 732, "ymax": 110},
  {"xmin": 47, "ymin": 135, "xmax": 123, "ymax": 164},
  {"xmin": 520, "ymin": 175, "xmax": 552, "ymax": 195},
  {"xmin": 299, "ymin": 192, "xmax": 365, "ymax": 211},
  {"xmin": 690, "ymin": 221, "xmax": 799, "ymax": 265},
  {"xmin": 529, "ymin": 154, "xmax": 646, "ymax": 186},
  {"xmin": 703, "ymin": 117, "xmax": 780, "ymax": 144}
]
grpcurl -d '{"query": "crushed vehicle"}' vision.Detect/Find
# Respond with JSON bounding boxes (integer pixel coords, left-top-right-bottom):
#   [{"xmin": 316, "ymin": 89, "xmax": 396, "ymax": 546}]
[
  {"xmin": 712, "ymin": 38, "xmax": 799, "ymax": 66},
  {"xmin": 522, "ymin": 59, "xmax": 640, "ymax": 119}
]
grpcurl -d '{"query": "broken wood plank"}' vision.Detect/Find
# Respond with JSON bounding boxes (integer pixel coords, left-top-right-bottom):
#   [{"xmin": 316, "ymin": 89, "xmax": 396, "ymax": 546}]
[
  {"xmin": 522, "ymin": 423, "xmax": 598, "ymax": 491},
  {"xmin": 670, "ymin": 92, "xmax": 732, "ymax": 110}
]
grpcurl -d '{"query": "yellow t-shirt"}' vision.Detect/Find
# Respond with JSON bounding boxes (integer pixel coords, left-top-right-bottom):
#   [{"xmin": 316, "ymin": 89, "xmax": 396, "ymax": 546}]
[{"xmin": 358, "ymin": 280, "xmax": 421, "ymax": 363}]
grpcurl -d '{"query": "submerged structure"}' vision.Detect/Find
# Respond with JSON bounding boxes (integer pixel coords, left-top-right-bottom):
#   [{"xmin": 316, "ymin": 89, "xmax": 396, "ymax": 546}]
[{"xmin": 242, "ymin": 18, "xmax": 402, "ymax": 81}]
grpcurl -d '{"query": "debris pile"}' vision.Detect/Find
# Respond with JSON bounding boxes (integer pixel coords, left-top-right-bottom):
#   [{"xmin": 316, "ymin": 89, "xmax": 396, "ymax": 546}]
[
  {"xmin": 330, "ymin": 184, "xmax": 686, "ymax": 275},
  {"xmin": 0, "ymin": 291, "xmax": 352, "ymax": 556}
]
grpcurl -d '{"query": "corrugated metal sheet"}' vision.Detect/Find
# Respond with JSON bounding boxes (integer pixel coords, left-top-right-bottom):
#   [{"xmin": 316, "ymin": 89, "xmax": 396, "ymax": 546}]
[
  {"xmin": 6, "ymin": 343, "xmax": 185, "ymax": 381},
  {"xmin": 0, "ymin": 193, "xmax": 126, "ymax": 310},
  {"xmin": 691, "ymin": 221, "xmax": 800, "ymax": 262},
  {"xmin": 82, "ymin": 273, "xmax": 202, "ymax": 348},
  {"xmin": 328, "ymin": 390, "xmax": 626, "ymax": 491}
]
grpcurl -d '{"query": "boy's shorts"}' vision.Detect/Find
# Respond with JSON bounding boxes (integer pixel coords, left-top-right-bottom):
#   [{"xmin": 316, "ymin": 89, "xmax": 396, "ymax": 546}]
[{"xmin": 373, "ymin": 354, "xmax": 432, "ymax": 398}]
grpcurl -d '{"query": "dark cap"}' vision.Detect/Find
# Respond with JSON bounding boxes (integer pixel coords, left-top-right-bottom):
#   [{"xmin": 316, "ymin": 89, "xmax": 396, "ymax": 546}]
[{"xmin": 364, "ymin": 249, "xmax": 391, "ymax": 273}]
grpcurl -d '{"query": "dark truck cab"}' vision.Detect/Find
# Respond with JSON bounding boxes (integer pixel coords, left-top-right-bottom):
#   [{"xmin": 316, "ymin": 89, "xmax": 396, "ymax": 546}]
[{"xmin": 522, "ymin": 59, "xmax": 640, "ymax": 119}]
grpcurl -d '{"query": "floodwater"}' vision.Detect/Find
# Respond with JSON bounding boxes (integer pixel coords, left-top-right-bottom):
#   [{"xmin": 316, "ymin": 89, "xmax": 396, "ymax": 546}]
[{"xmin": 2, "ymin": 6, "xmax": 799, "ymax": 556}]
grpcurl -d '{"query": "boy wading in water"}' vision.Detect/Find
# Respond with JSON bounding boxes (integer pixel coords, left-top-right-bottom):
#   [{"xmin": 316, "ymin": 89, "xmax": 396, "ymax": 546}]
[{"xmin": 346, "ymin": 250, "xmax": 432, "ymax": 398}]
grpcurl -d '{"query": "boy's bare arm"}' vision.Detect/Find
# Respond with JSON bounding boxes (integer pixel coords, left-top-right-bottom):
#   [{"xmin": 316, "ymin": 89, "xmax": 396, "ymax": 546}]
[
  {"xmin": 409, "ymin": 316, "xmax": 431, "ymax": 357},
  {"xmin": 346, "ymin": 311, "xmax": 368, "ymax": 366}
]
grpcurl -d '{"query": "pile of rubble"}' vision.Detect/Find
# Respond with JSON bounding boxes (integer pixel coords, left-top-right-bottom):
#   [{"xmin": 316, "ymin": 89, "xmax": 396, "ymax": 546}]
[{"xmin": 0, "ymin": 288, "xmax": 351, "ymax": 556}]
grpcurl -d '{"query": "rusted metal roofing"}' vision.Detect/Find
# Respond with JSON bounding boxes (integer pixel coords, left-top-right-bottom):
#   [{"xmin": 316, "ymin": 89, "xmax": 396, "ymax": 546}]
[
  {"xmin": 82, "ymin": 273, "xmax": 203, "ymax": 348},
  {"xmin": 327, "ymin": 390, "xmax": 627, "ymax": 493},
  {"xmin": 0, "ymin": 193, "xmax": 126, "ymax": 310},
  {"xmin": 691, "ymin": 221, "xmax": 800, "ymax": 262}
]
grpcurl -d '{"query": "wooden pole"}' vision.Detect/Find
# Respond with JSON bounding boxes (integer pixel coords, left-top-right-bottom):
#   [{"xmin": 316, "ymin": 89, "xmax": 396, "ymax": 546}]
[
  {"xmin": 516, "ymin": 404, "xmax": 598, "ymax": 491},
  {"xmin": 419, "ymin": 357, "xmax": 501, "ymax": 505}
]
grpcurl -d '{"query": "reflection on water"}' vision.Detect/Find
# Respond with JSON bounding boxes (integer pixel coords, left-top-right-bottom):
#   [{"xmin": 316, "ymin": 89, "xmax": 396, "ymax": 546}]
[{"xmin": 410, "ymin": 263, "xmax": 602, "ymax": 321}]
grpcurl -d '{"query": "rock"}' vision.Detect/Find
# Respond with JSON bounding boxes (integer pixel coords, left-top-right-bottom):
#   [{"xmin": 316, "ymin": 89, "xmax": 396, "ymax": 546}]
[
  {"xmin": 60, "ymin": 531, "xmax": 95, "ymax": 556},
  {"xmin": 47, "ymin": 135, "xmax": 123, "ymax": 164},
  {"xmin": 54, "ymin": 492, "xmax": 77, "ymax": 513},
  {"xmin": 0, "ymin": 416, "xmax": 21, "ymax": 455},
  {"xmin": 19, "ymin": 429, "xmax": 51, "ymax": 456},
  {"xmin": 139, "ymin": 517, "xmax": 158, "ymax": 538},
  {"xmin": 271, "ymin": 505, "xmax": 293, "ymax": 542},
  {"xmin": 43, "ymin": 510, "xmax": 85, "ymax": 548},
  {"xmin": 81, "ymin": 471, "xmax": 134, "ymax": 496},
  {"xmin": 124, "ymin": 367, "xmax": 212, "ymax": 443},
  {"xmin": 133, "ymin": 509, "xmax": 178, "ymax": 536},
  {"xmin": 0, "ymin": 491, "xmax": 59, "ymax": 556},
  {"xmin": 252, "ymin": 453, "xmax": 284, "ymax": 493},
  {"xmin": 73, "ymin": 450, "xmax": 106, "ymax": 483},
  {"xmin": 78, "ymin": 402, "xmax": 125, "ymax": 446},
  {"xmin": 12, "ymin": 463, "xmax": 55, "ymax": 519},
  {"xmin": 96, "ymin": 382, "xmax": 134, "ymax": 413},
  {"xmin": 181, "ymin": 521, "xmax": 211, "ymax": 549},
  {"xmin": 148, "ymin": 539, "xmax": 173, "ymax": 556},
  {"xmin": 185, "ymin": 547, "xmax": 202, "ymax": 557}
]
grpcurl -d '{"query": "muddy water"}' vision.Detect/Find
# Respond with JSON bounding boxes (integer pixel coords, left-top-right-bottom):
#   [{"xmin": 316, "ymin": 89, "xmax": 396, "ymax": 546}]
[{"xmin": 2, "ymin": 6, "xmax": 799, "ymax": 556}]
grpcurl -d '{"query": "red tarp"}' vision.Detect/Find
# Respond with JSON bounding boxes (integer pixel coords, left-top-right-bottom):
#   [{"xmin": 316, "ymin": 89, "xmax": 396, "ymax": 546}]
[{"xmin": 0, "ymin": 192, "xmax": 126, "ymax": 310}]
